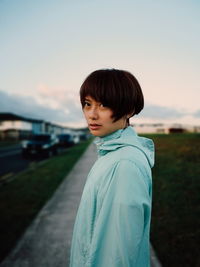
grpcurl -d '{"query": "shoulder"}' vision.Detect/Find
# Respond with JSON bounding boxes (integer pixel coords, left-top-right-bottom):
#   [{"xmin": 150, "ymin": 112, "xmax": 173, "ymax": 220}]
[
  {"xmin": 120, "ymin": 145, "xmax": 147, "ymax": 160},
  {"xmin": 113, "ymin": 159, "xmax": 144, "ymax": 180},
  {"xmin": 110, "ymin": 145, "xmax": 150, "ymax": 173},
  {"xmin": 103, "ymin": 159, "xmax": 152, "ymax": 205},
  {"xmin": 113, "ymin": 158, "xmax": 152, "ymax": 191},
  {"xmin": 96, "ymin": 145, "xmax": 150, "ymax": 177}
]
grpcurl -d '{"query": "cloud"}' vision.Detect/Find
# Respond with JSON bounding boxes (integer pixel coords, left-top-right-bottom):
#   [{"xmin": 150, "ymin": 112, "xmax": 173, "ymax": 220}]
[
  {"xmin": 0, "ymin": 89, "xmax": 198, "ymax": 127},
  {"xmin": 140, "ymin": 104, "xmax": 188, "ymax": 119},
  {"xmin": 36, "ymin": 84, "xmax": 188, "ymax": 121},
  {"xmin": 0, "ymin": 90, "xmax": 83, "ymax": 124},
  {"xmin": 194, "ymin": 110, "xmax": 200, "ymax": 118},
  {"xmin": 36, "ymin": 83, "xmax": 80, "ymax": 109}
]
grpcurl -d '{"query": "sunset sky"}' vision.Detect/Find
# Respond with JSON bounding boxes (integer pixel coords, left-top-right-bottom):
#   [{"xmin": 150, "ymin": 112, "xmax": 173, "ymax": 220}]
[{"xmin": 0, "ymin": 0, "xmax": 199, "ymax": 127}]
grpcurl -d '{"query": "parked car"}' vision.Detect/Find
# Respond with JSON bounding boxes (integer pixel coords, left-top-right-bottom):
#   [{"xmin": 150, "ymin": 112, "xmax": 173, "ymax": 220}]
[
  {"xmin": 21, "ymin": 133, "xmax": 59, "ymax": 158},
  {"xmin": 72, "ymin": 133, "xmax": 80, "ymax": 144},
  {"xmin": 57, "ymin": 133, "xmax": 75, "ymax": 147},
  {"xmin": 79, "ymin": 132, "xmax": 90, "ymax": 141}
]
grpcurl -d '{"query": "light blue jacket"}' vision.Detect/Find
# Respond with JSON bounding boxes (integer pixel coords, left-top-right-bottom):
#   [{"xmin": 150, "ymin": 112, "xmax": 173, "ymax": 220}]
[{"xmin": 70, "ymin": 126, "xmax": 155, "ymax": 267}]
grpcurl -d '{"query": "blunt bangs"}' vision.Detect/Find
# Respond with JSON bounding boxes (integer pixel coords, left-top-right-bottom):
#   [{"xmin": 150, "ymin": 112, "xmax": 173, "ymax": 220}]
[{"xmin": 80, "ymin": 69, "xmax": 144, "ymax": 122}]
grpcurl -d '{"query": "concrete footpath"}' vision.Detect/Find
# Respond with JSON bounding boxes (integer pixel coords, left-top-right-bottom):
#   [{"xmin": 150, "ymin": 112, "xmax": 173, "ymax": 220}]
[{"xmin": 0, "ymin": 143, "xmax": 162, "ymax": 267}]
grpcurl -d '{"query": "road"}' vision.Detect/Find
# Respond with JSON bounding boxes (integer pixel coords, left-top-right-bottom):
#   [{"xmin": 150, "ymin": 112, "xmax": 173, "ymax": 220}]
[
  {"xmin": 0, "ymin": 144, "xmax": 65, "ymax": 178},
  {"xmin": 0, "ymin": 144, "xmax": 33, "ymax": 178}
]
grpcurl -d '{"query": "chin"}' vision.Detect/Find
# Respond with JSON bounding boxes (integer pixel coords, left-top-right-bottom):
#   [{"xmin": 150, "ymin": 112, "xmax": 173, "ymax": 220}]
[
  {"xmin": 89, "ymin": 128, "xmax": 106, "ymax": 137},
  {"xmin": 90, "ymin": 130, "xmax": 102, "ymax": 137}
]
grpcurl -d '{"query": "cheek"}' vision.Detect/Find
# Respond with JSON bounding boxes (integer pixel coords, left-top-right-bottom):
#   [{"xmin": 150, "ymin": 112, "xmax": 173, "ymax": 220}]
[
  {"xmin": 83, "ymin": 110, "xmax": 88, "ymax": 119},
  {"xmin": 103, "ymin": 112, "xmax": 114, "ymax": 123},
  {"xmin": 107, "ymin": 110, "xmax": 114, "ymax": 119}
]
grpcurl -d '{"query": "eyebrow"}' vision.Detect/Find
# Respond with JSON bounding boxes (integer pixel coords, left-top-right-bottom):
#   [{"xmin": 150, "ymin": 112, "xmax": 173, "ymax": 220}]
[{"xmin": 85, "ymin": 98, "xmax": 91, "ymax": 101}]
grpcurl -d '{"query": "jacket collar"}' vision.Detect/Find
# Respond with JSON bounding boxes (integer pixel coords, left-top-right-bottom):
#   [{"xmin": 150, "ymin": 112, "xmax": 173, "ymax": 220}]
[
  {"xmin": 94, "ymin": 126, "xmax": 136, "ymax": 154},
  {"xmin": 93, "ymin": 126, "xmax": 155, "ymax": 168}
]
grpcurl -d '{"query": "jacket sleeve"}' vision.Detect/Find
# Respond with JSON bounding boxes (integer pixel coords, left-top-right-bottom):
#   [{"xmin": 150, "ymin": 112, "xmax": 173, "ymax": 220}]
[{"xmin": 87, "ymin": 159, "xmax": 151, "ymax": 267}]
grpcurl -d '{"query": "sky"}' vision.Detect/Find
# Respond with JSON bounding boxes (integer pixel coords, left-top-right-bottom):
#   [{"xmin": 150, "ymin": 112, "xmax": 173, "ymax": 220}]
[{"xmin": 0, "ymin": 0, "xmax": 199, "ymax": 128}]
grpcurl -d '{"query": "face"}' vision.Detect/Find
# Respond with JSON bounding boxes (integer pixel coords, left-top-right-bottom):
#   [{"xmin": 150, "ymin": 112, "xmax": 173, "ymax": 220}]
[{"xmin": 83, "ymin": 95, "xmax": 127, "ymax": 137}]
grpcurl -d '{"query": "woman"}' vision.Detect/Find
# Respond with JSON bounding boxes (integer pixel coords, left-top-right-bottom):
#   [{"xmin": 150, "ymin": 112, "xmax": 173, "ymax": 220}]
[{"xmin": 70, "ymin": 69, "xmax": 155, "ymax": 267}]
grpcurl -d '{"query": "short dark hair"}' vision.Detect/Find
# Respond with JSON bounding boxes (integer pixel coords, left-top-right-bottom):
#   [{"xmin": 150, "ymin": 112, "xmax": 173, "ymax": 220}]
[{"xmin": 80, "ymin": 68, "xmax": 144, "ymax": 122}]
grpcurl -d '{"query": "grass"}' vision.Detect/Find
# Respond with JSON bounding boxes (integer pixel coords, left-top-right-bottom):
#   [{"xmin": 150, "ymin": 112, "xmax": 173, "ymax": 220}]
[
  {"xmin": 0, "ymin": 139, "xmax": 91, "ymax": 263},
  {"xmin": 144, "ymin": 133, "xmax": 200, "ymax": 267}
]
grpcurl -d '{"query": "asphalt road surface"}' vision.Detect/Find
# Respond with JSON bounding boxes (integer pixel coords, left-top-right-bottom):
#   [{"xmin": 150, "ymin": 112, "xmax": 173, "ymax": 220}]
[
  {"xmin": 0, "ymin": 144, "xmax": 41, "ymax": 178},
  {"xmin": 0, "ymin": 144, "xmax": 67, "ymax": 178}
]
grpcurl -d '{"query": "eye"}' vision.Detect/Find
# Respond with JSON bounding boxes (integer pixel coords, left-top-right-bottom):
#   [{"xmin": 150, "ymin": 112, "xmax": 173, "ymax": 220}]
[
  {"xmin": 99, "ymin": 103, "xmax": 106, "ymax": 108},
  {"xmin": 84, "ymin": 101, "xmax": 91, "ymax": 107}
]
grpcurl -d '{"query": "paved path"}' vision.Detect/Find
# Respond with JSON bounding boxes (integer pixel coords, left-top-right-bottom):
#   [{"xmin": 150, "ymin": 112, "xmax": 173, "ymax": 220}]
[{"xmin": 0, "ymin": 143, "xmax": 161, "ymax": 267}]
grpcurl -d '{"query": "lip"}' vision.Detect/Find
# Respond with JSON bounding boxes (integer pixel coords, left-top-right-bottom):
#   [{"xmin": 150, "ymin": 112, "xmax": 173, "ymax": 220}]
[{"xmin": 89, "ymin": 124, "xmax": 102, "ymax": 130}]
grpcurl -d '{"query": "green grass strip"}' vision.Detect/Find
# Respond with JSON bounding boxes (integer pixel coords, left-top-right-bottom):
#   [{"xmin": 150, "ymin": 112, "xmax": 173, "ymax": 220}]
[
  {"xmin": 0, "ymin": 139, "xmax": 91, "ymax": 263},
  {"xmin": 145, "ymin": 133, "xmax": 200, "ymax": 267}
]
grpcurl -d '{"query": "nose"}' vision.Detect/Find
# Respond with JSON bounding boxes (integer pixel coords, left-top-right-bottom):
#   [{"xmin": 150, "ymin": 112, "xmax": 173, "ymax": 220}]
[{"xmin": 88, "ymin": 106, "xmax": 99, "ymax": 120}]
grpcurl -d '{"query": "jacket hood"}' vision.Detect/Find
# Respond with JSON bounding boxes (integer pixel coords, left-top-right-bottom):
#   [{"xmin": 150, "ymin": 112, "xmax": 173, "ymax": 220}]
[{"xmin": 94, "ymin": 126, "xmax": 155, "ymax": 168}]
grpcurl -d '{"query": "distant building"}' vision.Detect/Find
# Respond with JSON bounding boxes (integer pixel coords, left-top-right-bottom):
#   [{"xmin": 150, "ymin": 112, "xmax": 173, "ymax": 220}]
[
  {"xmin": 168, "ymin": 127, "xmax": 185, "ymax": 133},
  {"xmin": 0, "ymin": 113, "xmax": 43, "ymax": 140},
  {"xmin": 194, "ymin": 126, "xmax": 200, "ymax": 133},
  {"xmin": 132, "ymin": 123, "xmax": 199, "ymax": 134},
  {"xmin": 0, "ymin": 113, "xmax": 73, "ymax": 140},
  {"xmin": 1, "ymin": 112, "xmax": 198, "ymax": 140},
  {"xmin": 132, "ymin": 123, "xmax": 169, "ymax": 134}
]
